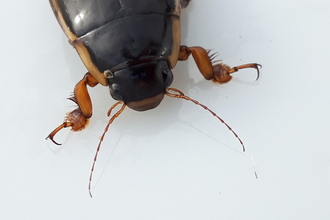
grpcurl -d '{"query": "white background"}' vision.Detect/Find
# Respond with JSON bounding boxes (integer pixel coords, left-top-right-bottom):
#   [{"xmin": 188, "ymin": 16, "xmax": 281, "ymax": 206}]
[{"xmin": 1, "ymin": 0, "xmax": 330, "ymax": 219}]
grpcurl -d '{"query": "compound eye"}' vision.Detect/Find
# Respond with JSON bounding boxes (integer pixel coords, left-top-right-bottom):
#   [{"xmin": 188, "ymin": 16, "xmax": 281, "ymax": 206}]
[{"xmin": 109, "ymin": 83, "xmax": 122, "ymax": 101}]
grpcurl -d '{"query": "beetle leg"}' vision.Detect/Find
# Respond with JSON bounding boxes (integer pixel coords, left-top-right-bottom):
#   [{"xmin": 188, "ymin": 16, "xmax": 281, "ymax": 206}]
[
  {"xmin": 46, "ymin": 72, "xmax": 99, "ymax": 145},
  {"xmin": 178, "ymin": 46, "xmax": 261, "ymax": 84}
]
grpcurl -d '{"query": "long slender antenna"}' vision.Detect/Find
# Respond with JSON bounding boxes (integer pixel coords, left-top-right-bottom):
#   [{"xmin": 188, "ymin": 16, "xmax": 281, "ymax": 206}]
[
  {"xmin": 165, "ymin": 88, "xmax": 245, "ymax": 152},
  {"xmin": 88, "ymin": 101, "xmax": 126, "ymax": 198}
]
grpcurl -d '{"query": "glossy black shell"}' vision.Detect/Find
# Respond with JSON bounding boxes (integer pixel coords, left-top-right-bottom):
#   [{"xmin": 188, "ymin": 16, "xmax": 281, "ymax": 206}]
[
  {"xmin": 50, "ymin": 0, "xmax": 181, "ymax": 108},
  {"xmin": 51, "ymin": 0, "xmax": 180, "ymax": 74}
]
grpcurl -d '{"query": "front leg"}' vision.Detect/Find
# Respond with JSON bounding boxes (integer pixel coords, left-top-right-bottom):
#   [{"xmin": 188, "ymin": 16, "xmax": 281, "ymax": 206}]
[
  {"xmin": 178, "ymin": 46, "xmax": 261, "ymax": 84},
  {"xmin": 46, "ymin": 72, "xmax": 99, "ymax": 145}
]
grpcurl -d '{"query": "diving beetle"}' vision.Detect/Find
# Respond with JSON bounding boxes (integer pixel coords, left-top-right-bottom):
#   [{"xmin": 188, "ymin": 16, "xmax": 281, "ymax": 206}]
[{"xmin": 47, "ymin": 0, "xmax": 260, "ymax": 196}]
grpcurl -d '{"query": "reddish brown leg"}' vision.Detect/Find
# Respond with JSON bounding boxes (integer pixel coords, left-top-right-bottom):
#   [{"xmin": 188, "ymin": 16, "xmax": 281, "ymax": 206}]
[
  {"xmin": 46, "ymin": 72, "xmax": 99, "ymax": 145},
  {"xmin": 178, "ymin": 46, "xmax": 261, "ymax": 84}
]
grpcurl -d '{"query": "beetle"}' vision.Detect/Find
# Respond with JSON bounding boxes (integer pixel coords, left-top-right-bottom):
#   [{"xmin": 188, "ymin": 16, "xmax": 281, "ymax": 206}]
[{"xmin": 47, "ymin": 0, "xmax": 260, "ymax": 196}]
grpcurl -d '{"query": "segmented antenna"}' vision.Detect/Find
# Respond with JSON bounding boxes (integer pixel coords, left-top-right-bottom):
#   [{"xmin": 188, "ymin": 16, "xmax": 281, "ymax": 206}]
[
  {"xmin": 89, "ymin": 88, "xmax": 246, "ymax": 196},
  {"xmin": 165, "ymin": 88, "xmax": 245, "ymax": 152},
  {"xmin": 88, "ymin": 101, "xmax": 126, "ymax": 198}
]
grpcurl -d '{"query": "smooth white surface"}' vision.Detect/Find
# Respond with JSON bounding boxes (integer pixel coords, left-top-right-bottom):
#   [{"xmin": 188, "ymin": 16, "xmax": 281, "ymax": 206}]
[{"xmin": 1, "ymin": 0, "xmax": 330, "ymax": 219}]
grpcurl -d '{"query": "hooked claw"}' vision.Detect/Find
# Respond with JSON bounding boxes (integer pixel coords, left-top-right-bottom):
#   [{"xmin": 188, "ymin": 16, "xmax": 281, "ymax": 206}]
[
  {"xmin": 212, "ymin": 62, "xmax": 262, "ymax": 84},
  {"xmin": 228, "ymin": 63, "xmax": 262, "ymax": 81},
  {"xmin": 45, "ymin": 123, "xmax": 69, "ymax": 145},
  {"xmin": 46, "ymin": 108, "xmax": 89, "ymax": 145}
]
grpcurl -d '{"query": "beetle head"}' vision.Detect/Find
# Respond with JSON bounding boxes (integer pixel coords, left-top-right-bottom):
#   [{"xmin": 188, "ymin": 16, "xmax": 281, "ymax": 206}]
[{"xmin": 107, "ymin": 60, "xmax": 173, "ymax": 111}]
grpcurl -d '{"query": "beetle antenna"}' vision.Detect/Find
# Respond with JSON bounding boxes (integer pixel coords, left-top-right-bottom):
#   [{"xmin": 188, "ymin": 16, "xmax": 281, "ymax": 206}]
[
  {"xmin": 165, "ymin": 88, "xmax": 245, "ymax": 152},
  {"xmin": 88, "ymin": 101, "xmax": 126, "ymax": 198}
]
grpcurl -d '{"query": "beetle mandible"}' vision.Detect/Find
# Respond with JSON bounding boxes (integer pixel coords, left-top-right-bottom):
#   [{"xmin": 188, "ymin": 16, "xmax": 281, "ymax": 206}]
[{"xmin": 47, "ymin": 0, "xmax": 261, "ymax": 196}]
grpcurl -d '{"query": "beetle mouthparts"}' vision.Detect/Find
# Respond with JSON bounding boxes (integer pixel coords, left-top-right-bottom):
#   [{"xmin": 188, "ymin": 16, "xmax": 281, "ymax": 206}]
[{"xmin": 126, "ymin": 93, "xmax": 165, "ymax": 111}]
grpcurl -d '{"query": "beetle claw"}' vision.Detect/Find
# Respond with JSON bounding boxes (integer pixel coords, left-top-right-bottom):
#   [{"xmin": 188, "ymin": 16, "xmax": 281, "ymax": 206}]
[
  {"xmin": 255, "ymin": 64, "xmax": 262, "ymax": 81},
  {"xmin": 212, "ymin": 62, "xmax": 262, "ymax": 84},
  {"xmin": 46, "ymin": 123, "xmax": 67, "ymax": 145},
  {"xmin": 228, "ymin": 63, "xmax": 262, "ymax": 81},
  {"xmin": 46, "ymin": 108, "xmax": 90, "ymax": 145},
  {"xmin": 46, "ymin": 136, "xmax": 62, "ymax": 146}
]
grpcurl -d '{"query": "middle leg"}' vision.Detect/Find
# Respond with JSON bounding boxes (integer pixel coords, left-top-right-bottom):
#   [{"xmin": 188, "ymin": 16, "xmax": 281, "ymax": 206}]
[{"xmin": 178, "ymin": 46, "xmax": 261, "ymax": 84}]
